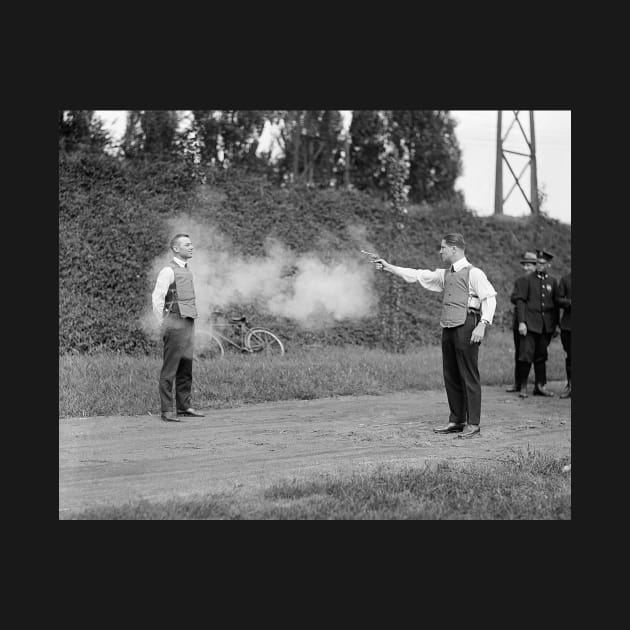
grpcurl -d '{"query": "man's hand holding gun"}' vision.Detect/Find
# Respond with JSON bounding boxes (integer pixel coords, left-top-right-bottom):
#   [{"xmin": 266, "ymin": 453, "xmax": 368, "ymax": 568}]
[{"xmin": 360, "ymin": 249, "xmax": 390, "ymax": 272}]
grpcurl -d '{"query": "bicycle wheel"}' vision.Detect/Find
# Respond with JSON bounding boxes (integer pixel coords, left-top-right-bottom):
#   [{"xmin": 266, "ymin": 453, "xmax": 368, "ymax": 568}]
[
  {"xmin": 194, "ymin": 329, "xmax": 225, "ymax": 360},
  {"xmin": 245, "ymin": 328, "xmax": 285, "ymax": 355}
]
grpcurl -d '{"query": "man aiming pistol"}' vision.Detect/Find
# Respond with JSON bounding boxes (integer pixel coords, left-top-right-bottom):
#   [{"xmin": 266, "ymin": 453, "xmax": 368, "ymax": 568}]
[{"xmin": 362, "ymin": 234, "xmax": 497, "ymax": 439}]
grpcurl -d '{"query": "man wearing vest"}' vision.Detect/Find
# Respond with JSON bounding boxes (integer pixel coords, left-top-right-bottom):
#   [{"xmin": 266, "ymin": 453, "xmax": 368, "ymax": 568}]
[
  {"xmin": 511, "ymin": 249, "xmax": 559, "ymax": 398},
  {"xmin": 151, "ymin": 233, "xmax": 205, "ymax": 422},
  {"xmin": 556, "ymin": 271, "xmax": 571, "ymax": 399},
  {"xmin": 506, "ymin": 252, "xmax": 538, "ymax": 393},
  {"xmin": 372, "ymin": 233, "xmax": 497, "ymax": 439}
]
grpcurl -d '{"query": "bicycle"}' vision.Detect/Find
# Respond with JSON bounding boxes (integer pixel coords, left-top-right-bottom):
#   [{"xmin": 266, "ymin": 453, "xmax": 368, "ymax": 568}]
[{"xmin": 194, "ymin": 311, "xmax": 285, "ymax": 360}]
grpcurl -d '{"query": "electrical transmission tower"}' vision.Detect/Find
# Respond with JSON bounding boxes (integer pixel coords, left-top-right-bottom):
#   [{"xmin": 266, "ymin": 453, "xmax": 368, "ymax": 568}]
[{"xmin": 494, "ymin": 111, "xmax": 539, "ymax": 215}]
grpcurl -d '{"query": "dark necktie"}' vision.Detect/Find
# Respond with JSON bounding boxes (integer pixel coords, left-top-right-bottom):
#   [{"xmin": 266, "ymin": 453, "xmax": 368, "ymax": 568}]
[{"xmin": 450, "ymin": 265, "xmax": 455, "ymax": 273}]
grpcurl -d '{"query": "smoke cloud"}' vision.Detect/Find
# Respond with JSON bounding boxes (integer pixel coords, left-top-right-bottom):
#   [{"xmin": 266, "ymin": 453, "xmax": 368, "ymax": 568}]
[{"xmin": 140, "ymin": 215, "xmax": 379, "ymax": 335}]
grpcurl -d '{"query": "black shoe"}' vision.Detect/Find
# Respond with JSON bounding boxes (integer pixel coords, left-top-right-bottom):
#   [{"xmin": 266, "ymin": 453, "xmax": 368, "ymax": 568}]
[
  {"xmin": 177, "ymin": 408, "xmax": 205, "ymax": 417},
  {"xmin": 533, "ymin": 385, "xmax": 554, "ymax": 397},
  {"xmin": 505, "ymin": 385, "xmax": 521, "ymax": 392},
  {"xmin": 458, "ymin": 425, "xmax": 481, "ymax": 438},
  {"xmin": 161, "ymin": 412, "xmax": 181, "ymax": 422},
  {"xmin": 433, "ymin": 423, "xmax": 466, "ymax": 434}
]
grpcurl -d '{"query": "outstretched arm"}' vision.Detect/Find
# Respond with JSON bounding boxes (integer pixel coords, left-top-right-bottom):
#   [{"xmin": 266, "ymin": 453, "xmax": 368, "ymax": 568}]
[{"xmin": 371, "ymin": 257, "xmax": 445, "ymax": 292}]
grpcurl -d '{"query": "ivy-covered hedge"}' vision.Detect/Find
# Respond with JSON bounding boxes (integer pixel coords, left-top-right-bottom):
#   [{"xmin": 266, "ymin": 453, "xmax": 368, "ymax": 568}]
[
  {"xmin": 59, "ymin": 152, "xmax": 197, "ymax": 353},
  {"xmin": 59, "ymin": 152, "xmax": 571, "ymax": 354}
]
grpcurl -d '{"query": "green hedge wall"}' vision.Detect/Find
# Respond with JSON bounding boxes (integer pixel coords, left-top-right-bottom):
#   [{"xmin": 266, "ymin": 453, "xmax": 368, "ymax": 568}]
[
  {"xmin": 59, "ymin": 152, "xmax": 571, "ymax": 354},
  {"xmin": 59, "ymin": 152, "xmax": 197, "ymax": 353}
]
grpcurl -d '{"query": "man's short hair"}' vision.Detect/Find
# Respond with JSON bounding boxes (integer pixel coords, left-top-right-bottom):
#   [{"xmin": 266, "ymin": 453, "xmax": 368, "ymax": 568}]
[
  {"xmin": 170, "ymin": 233, "xmax": 190, "ymax": 251},
  {"xmin": 443, "ymin": 233, "xmax": 466, "ymax": 250}
]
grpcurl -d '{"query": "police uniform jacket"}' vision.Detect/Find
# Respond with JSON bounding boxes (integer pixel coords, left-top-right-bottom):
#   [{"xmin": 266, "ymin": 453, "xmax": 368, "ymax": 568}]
[
  {"xmin": 556, "ymin": 272, "xmax": 571, "ymax": 331},
  {"xmin": 512, "ymin": 271, "xmax": 559, "ymax": 334}
]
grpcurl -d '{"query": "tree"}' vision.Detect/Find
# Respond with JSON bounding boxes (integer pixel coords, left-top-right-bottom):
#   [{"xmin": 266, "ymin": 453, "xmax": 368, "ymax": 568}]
[
  {"xmin": 192, "ymin": 110, "xmax": 268, "ymax": 170},
  {"xmin": 142, "ymin": 111, "xmax": 179, "ymax": 156},
  {"xmin": 310, "ymin": 110, "xmax": 343, "ymax": 186},
  {"xmin": 389, "ymin": 110, "xmax": 462, "ymax": 203},
  {"xmin": 270, "ymin": 110, "xmax": 304, "ymax": 182},
  {"xmin": 348, "ymin": 110, "xmax": 389, "ymax": 195},
  {"xmin": 120, "ymin": 110, "xmax": 179, "ymax": 158},
  {"xmin": 382, "ymin": 146, "xmax": 411, "ymax": 352},
  {"xmin": 59, "ymin": 110, "xmax": 110, "ymax": 153},
  {"xmin": 120, "ymin": 110, "xmax": 143, "ymax": 158},
  {"xmin": 347, "ymin": 110, "xmax": 462, "ymax": 203},
  {"xmin": 272, "ymin": 110, "xmax": 345, "ymax": 186}
]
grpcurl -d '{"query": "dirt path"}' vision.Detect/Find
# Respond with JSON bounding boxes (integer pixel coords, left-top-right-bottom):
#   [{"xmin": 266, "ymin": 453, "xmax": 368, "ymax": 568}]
[{"xmin": 59, "ymin": 382, "xmax": 571, "ymax": 516}]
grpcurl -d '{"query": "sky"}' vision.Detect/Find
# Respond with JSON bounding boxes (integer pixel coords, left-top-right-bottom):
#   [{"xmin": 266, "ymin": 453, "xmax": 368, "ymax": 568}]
[
  {"xmin": 93, "ymin": 110, "xmax": 571, "ymax": 224},
  {"xmin": 450, "ymin": 110, "xmax": 570, "ymax": 224}
]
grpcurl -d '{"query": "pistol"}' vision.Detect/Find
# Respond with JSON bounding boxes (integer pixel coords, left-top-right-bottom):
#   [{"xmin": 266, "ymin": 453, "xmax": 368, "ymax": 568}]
[{"xmin": 360, "ymin": 249, "xmax": 385, "ymax": 270}]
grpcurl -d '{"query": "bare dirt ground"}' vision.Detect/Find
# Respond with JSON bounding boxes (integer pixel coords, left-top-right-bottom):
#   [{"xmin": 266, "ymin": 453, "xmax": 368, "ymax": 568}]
[{"xmin": 59, "ymin": 382, "xmax": 571, "ymax": 517}]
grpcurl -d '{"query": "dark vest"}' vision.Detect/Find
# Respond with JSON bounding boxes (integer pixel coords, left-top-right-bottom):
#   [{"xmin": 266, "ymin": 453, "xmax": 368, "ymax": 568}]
[
  {"xmin": 440, "ymin": 265, "xmax": 476, "ymax": 328},
  {"xmin": 164, "ymin": 262, "xmax": 198, "ymax": 319}
]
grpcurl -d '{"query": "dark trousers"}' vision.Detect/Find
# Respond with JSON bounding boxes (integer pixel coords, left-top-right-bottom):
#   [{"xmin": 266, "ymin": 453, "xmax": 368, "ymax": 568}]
[
  {"xmin": 560, "ymin": 329, "xmax": 571, "ymax": 381},
  {"xmin": 441, "ymin": 312, "xmax": 481, "ymax": 425},
  {"xmin": 517, "ymin": 330, "xmax": 553, "ymax": 387},
  {"xmin": 159, "ymin": 314, "xmax": 195, "ymax": 413},
  {"xmin": 512, "ymin": 329, "xmax": 521, "ymax": 387}
]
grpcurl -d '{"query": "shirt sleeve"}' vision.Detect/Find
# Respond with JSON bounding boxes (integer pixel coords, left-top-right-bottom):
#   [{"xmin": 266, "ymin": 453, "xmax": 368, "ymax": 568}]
[
  {"xmin": 480, "ymin": 296, "xmax": 497, "ymax": 324},
  {"xmin": 469, "ymin": 268, "xmax": 498, "ymax": 324},
  {"xmin": 151, "ymin": 266, "xmax": 175, "ymax": 322},
  {"xmin": 387, "ymin": 265, "xmax": 445, "ymax": 292}
]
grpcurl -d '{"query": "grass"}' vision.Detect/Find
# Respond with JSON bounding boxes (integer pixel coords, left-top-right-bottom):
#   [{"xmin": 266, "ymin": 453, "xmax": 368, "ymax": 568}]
[
  {"xmin": 63, "ymin": 449, "xmax": 571, "ymax": 520},
  {"xmin": 59, "ymin": 331, "xmax": 567, "ymax": 417}
]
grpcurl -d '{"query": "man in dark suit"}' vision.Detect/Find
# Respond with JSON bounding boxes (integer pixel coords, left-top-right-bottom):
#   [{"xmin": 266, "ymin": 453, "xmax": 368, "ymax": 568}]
[
  {"xmin": 506, "ymin": 251, "xmax": 538, "ymax": 393},
  {"xmin": 556, "ymin": 272, "xmax": 571, "ymax": 398},
  {"xmin": 511, "ymin": 249, "xmax": 560, "ymax": 398}
]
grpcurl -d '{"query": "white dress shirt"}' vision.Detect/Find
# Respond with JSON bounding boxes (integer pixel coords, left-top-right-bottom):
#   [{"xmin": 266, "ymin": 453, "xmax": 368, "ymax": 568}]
[
  {"xmin": 151, "ymin": 257, "xmax": 188, "ymax": 323},
  {"xmin": 388, "ymin": 256, "xmax": 497, "ymax": 324}
]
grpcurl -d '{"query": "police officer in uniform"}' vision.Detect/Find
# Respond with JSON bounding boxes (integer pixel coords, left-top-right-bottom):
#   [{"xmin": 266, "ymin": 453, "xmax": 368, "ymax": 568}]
[
  {"xmin": 511, "ymin": 249, "xmax": 559, "ymax": 398},
  {"xmin": 506, "ymin": 251, "xmax": 538, "ymax": 393},
  {"xmin": 151, "ymin": 233, "xmax": 205, "ymax": 422},
  {"xmin": 556, "ymin": 271, "xmax": 571, "ymax": 398},
  {"xmin": 372, "ymin": 233, "xmax": 497, "ymax": 439}
]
